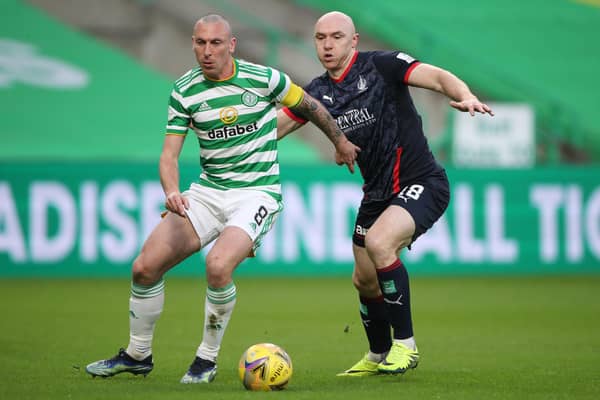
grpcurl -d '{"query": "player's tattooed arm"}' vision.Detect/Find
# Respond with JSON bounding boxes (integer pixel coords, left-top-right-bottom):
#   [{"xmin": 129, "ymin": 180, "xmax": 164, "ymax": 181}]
[
  {"xmin": 290, "ymin": 92, "xmax": 360, "ymax": 173},
  {"xmin": 291, "ymin": 92, "xmax": 342, "ymax": 145}
]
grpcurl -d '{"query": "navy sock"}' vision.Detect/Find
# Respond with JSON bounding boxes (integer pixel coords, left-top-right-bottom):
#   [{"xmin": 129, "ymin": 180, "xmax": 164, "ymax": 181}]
[
  {"xmin": 359, "ymin": 295, "xmax": 392, "ymax": 354},
  {"xmin": 376, "ymin": 259, "xmax": 414, "ymax": 339}
]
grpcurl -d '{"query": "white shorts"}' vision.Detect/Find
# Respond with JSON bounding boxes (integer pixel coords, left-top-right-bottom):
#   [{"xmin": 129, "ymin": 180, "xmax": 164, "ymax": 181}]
[{"xmin": 183, "ymin": 183, "xmax": 283, "ymax": 252}]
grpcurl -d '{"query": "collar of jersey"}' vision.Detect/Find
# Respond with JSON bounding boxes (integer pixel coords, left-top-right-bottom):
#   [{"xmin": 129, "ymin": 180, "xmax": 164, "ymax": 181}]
[
  {"xmin": 331, "ymin": 50, "xmax": 358, "ymax": 83},
  {"xmin": 204, "ymin": 58, "xmax": 238, "ymax": 82}
]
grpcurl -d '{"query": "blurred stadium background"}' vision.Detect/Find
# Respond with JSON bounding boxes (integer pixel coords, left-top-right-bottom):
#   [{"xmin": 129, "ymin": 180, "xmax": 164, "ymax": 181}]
[
  {"xmin": 0, "ymin": 0, "xmax": 600, "ymax": 400},
  {"xmin": 1, "ymin": 1, "xmax": 599, "ymax": 398},
  {"xmin": 2, "ymin": 0, "xmax": 600, "ymax": 276}
]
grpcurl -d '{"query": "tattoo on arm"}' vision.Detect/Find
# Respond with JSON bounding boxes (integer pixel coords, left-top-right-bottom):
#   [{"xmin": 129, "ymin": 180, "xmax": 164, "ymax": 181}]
[{"xmin": 292, "ymin": 93, "xmax": 344, "ymax": 145}]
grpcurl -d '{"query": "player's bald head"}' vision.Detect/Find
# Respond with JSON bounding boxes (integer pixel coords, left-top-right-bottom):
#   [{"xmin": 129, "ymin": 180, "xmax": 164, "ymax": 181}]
[
  {"xmin": 194, "ymin": 14, "xmax": 232, "ymax": 38},
  {"xmin": 315, "ymin": 11, "xmax": 356, "ymax": 36}
]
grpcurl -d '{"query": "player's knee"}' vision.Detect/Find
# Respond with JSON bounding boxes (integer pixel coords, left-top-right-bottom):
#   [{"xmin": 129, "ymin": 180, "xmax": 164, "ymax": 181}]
[
  {"xmin": 364, "ymin": 234, "xmax": 391, "ymax": 259},
  {"xmin": 365, "ymin": 231, "xmax": 411, "ymax": 262},
  {"xmin": 205, "ymin": 253, "xmax": 230, "ymax": 287},
  {"xmin": 352, "ymin": 270, "xmax": 378, "ymax": 293},
  {"xmin": 132, "ymin": 256, "xmax": 160, "ymax": 285}
]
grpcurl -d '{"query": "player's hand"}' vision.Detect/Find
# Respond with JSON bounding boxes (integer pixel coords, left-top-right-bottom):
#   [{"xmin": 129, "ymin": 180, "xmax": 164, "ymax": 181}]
[
  {"xmin": 334, "ymin": 138, "xmax": 361, "ymax": 174},
  {"xmin": 450, "ymin": 97, "xmax": 494, "ymax": 116},
  {"xmin": 165, "ymin": 191, "xmax": 189, "ymax": 217}
]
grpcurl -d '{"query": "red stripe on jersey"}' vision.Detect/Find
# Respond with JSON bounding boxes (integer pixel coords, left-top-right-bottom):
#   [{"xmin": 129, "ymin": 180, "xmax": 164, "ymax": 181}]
[
  {"xmin": 393, "ymin": 147, "xmax": 403, "ymax": 193},
  {"xmin": 332, "ymin": 51, "xmax": 359, "ymax": 83},
  {"xmin": 403, "ymin": 61, "xmax": 421, "ymax": 84},
  {"xmin": 282, "ymin": 106, "xmax": 307, "ymax": 124}
]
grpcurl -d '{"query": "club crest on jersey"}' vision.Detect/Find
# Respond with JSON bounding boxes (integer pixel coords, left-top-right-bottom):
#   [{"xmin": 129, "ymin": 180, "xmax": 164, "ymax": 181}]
[
  {"xmin": 357, "ymin": 75, "xmax": 368, "ymax": 93},
  {"xmin": 219, "ymin": 106, "xmax": 238, "ymax": 124},
  {"xmin": 241, "ymin": 91, "xmax": 259, "ymax": 107}
]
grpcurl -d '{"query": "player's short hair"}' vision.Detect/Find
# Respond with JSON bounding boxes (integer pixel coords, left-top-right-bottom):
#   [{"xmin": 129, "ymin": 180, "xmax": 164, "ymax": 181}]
[{"xmin": 196, "ymin": 14, "xmax": 232, "ymax": 36}]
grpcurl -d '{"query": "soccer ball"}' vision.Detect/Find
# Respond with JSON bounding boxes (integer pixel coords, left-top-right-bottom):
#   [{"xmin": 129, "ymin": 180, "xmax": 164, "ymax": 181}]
[{"xmin": 238, "ymin": 343, "xmax": 293, "ymax": 391}]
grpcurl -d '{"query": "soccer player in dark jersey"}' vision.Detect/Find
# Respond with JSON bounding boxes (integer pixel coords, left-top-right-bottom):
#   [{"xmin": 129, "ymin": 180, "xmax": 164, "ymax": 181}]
[{"xmin": 277, "ymin": 11, "xmax": 493, "ymax": 376}]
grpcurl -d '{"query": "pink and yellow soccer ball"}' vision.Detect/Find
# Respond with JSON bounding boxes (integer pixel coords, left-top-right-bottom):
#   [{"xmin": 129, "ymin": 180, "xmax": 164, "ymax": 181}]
[{"xmin": 238, "ymin": 343, "xmax": 293, "ymax": 391}]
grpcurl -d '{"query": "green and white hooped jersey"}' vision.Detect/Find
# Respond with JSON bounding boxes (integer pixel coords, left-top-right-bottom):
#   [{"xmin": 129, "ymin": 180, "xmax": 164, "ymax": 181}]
[{"xmin": 166, "ymin": 59, "xmax": 298, "ymax": 201}]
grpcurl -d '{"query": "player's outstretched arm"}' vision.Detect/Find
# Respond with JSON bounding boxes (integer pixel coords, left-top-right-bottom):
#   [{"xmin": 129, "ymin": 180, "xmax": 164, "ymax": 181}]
[
  {"xmin": 289, "ymin": 91, "xmax": 361, "ymax": 173},
  {"xmin": 407, "ymin": 63, "xmax": 494, "ymax": 117}
]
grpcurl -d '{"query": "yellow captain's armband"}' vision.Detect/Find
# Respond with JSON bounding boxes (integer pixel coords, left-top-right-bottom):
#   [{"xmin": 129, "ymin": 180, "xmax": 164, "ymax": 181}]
[{"xmin": 280, "ymin": 83, "xmax": 304, "ymax": 108}]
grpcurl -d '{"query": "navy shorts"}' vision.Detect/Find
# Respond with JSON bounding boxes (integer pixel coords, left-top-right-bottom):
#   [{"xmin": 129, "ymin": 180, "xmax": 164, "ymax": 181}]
[{"xmin": 352, "ymin": 170, "xmax": 450, "ymax": 248}]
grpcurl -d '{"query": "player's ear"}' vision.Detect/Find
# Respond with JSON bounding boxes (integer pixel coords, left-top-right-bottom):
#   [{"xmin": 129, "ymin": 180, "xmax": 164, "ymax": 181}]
[{"xmin": 352, "ymin": 33, "xmax": 359, "ymax": 49}]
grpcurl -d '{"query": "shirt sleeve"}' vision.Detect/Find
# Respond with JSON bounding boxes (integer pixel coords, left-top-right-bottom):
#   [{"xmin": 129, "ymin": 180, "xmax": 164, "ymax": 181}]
[
  {"xmin": 281, "ymin": 105, "xmax": 308, "ymax": 124},
  {"xmin": 373, "ymin": 51, "xmax": 420, "ymax": 86},
  {"xmin": 165, "ymin": 86, "xmax": 191, "ymax": 136},
  {"xmin": 268, "ymin": 68, "xmax": 287, "ymax": 101}
]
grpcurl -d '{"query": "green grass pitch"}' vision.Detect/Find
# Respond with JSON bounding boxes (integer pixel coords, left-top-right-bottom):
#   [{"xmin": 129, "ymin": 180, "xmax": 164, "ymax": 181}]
[{"xmin": 1, "ymin": 275, "xmax": 598, "ymax": 399}]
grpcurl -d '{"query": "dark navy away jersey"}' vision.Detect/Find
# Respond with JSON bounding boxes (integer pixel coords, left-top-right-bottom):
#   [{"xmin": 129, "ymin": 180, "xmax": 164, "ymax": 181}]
[{"xmin": 284, "ymin": 50, "xmax": 444, "ymax": 203}]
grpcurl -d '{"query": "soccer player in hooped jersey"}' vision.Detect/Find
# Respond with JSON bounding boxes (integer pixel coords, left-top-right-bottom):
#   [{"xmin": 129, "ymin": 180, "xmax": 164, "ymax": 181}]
[
  {"xmin": 278, "ymin": 11, "xmax": 493, "ymax": 376},
  {"xmin": 85, "ymin": 14, "xmax": 359, "ymax": 383}
]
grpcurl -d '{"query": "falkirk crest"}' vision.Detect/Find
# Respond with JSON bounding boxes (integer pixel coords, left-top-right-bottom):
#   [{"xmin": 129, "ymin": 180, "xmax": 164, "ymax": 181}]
[{"xmin": 357, "ymin": 75, "xmax": 368, "ymax": 93}]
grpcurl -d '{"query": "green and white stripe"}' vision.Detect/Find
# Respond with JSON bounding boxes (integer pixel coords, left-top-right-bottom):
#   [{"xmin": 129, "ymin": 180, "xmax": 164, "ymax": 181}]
[
  {"xmin": 131, "ymin": 278, "xmax": 165, "ymax": 298},
  {"xmin": 207, "ymin": 282, "xmax": 237, "ymax": 305},
  {"xmin": 166, "ymin": 59, "xmax": 293, "ymax": 199}
]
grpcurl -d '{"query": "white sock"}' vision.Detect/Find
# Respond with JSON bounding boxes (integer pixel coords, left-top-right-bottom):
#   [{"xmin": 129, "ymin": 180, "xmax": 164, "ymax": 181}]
[
  {"xmin": 395, "ymin": 337, "xmax": 417, "ymax": 351},
  {"xmin": 126, "ymin": 279, "xmax": 165, "ymax": 361},
  {"xmin": 367, "ymin": 351, "xmax": 387, "ymax": 363},
  {"xmin": 196, "ymin": 283, "xmax": 237, "ymax": 362}
]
